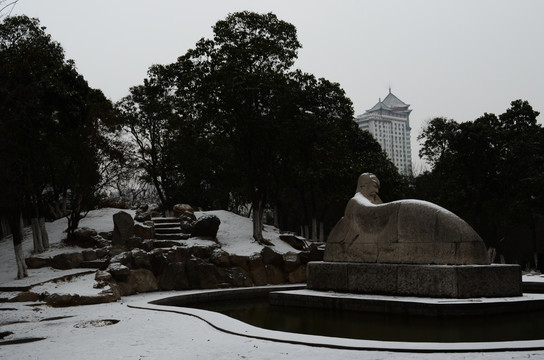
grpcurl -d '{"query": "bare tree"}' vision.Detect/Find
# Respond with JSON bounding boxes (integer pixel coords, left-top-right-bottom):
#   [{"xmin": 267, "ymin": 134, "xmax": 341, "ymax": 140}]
[{"xmin": 0, "ymin": 0, "xmax": 19, "ymax": 19}]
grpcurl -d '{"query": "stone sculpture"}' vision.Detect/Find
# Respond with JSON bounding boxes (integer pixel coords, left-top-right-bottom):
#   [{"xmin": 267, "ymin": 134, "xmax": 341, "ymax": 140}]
[
  {"xmin": 112, "ymin": 211, "xmax": 135, "ymax": 248},
  {"xmin": 323, "ymin": 173, "xmax": 490, "ymax": 265},
  {"xmin": 304, "ymin": 173, "xmax": 521, "ymax": 298}
]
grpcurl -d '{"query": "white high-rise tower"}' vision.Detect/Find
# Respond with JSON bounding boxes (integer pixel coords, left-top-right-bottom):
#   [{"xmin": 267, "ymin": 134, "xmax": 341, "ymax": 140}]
[{"xmin": 355, "ymin": 89, "xmax": 412, "ymax": 176}]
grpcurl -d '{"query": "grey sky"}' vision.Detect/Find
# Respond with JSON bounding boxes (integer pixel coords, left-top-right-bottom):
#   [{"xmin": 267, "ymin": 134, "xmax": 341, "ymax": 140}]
[{"xmin": 11, "ymin": 0, "xmax": 544, "ymax": 165}]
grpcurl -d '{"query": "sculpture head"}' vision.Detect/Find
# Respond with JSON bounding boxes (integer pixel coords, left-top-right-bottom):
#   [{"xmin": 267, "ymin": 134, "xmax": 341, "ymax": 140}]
[{"xmin": 356, "ymin": 173, "xmax": 382, "ymax": 204}]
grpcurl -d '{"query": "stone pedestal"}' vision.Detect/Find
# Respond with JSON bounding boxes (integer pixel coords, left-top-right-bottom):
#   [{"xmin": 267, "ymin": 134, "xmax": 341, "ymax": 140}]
[{"xmin": 307, "ymin": 262, "xmax": 522, "ymax": 298}]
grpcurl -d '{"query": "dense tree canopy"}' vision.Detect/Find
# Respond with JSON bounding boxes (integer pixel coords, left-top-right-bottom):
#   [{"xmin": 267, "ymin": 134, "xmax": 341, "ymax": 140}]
[
  {"xmin": 0, "ymin": 15, "xmax": 123, "ymax": 258},
  {"xmin": 118, "ymin": 11, "xmax": 404, "ymax": 242},
  {"xmin": 415, "ymin": 100, "xmax": 544, "ymax": 257}
]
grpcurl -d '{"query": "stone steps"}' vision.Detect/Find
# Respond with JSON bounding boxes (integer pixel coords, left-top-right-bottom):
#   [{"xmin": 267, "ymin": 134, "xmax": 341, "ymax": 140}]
[
  {"xmin": 154, "ymin": 223, "xmax": 180, "ymax": 229},
  {"xmin": 151, "ymin": 217, "xmax": 188, "ymax": 241},
  {"xmin": 155, "ymin": 233, "xmax": 190, "ymax": 241},
  {"xmin": 152, "ymin": 217, "xmax": 180, "ymax": 224},
  {"xmin": 155, "ymin": 228, "xmax": 184, "ymax": 235}
]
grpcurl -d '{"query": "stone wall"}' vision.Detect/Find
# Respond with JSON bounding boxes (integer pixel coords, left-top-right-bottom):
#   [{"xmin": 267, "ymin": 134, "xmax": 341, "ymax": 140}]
[
  {"xmin": 106, "ymin": 245, "xmax": 322, "ymax": 296},
  {"xmin": 26, "ymin": 242, "xmax": 323, "ymax": 297}
]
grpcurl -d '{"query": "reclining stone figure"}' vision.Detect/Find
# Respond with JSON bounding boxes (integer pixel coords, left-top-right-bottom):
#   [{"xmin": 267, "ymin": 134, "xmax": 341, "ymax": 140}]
[{"xmin": 323, "ymin": 173, "xmax": 490, "ymax": 265}]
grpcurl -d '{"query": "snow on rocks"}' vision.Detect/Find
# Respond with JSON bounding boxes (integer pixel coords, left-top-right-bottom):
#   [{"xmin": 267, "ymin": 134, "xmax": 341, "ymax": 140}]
[
  {"xmin": 2, "ymin": 208, "xmax": 315, "ymax": 303},
  {"xmin": 1, "ymin": 208, "xmax": 544, "ymax": 358}
]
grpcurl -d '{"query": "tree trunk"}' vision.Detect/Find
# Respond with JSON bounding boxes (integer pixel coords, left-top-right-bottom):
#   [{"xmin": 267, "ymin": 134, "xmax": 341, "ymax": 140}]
[
  {"xmin": 31, "ymin": 217, "xmax": 44, "ymax": 253},
  {"xmin": 30, "ymin": 195, "xmax": 49, "ymax": 252},
  {"xmin": 62, "ymin": 196, "xmax": 67, "ymax": 216},
  {"xmin": 1, "ymin": 217, "xmax": 10, "ymax": 239},
  {"xmin": 14, "ymin": 242, "xmax": 27, "ymax": 279},
  {"xmin": 8, "ymin": 211, "xmax": 28, "ymax": 279},
  {"xmin": 151, "ymin": 172, "xmax": 167, "ymax": 212},
  {"xmin": 312, "ymin": 218, "xmax": 318, "ymax": 242},
  {"xmin": 251, "ymin": 198, "xmax": 273, "ymax": 246},
  {"xmin": 67, "ymin": 210, "xmax": 82, "ymax": 241},
  {"xmin": 252, "ymin": 199, "xmax": 264, "ymax": 243},
  {"xmin": 66, "ymin": 194, "xmax": 83, "ymax": 240},
  {"xmin": 39, "ymin": 217, "xmax": 49, "ymax": 248},
  {"xmin": 273, "ymin": 204, "xmax": 279, "ymax": 229}
]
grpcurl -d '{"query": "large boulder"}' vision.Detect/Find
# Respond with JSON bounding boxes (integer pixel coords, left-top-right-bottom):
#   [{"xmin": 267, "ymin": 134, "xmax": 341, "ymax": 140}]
[
  {"xmin": 95, "ymin": 270, "xmax": 113, "ymax": 283},
  {"xmin": 283, "ymin": 252, "xmax": 301, "ymax": 272},
  {"xmin": 134, "ymin": 222, "xmax": 154, "ymax": 240},
  {"xmin": 265, "ymin": 265, "xmax": 286, "ymax": 284},
  {"xmin": 261, "ymin": 247, "xmax": 283, "ymax": 267},
  {"xmin": 99, "ymin": 231, "xmax": 113, "ymax": 240},
  {"xmin": 69, "ymin": 227, "xmax": 98, "ymax": 248},
  {"xmin": 210, "ymin": 249, "xmax": 231, "ymax": 267},
  {"xmin": 107, "ymin": 262, "xmax": 131, "ymax": 280},
  {"xmin": 179, "ymin": 212, "xmax": 197, "ymax": 233},
  {"xmin": 51, "ymin": 252, "xmax": 84, "ymax": 270},
  {"xmin": 9, "ymin": 291, "xmax": 40, "ymax": 303},
  {"xmin": 94, "ymin": 236, "xmax": 110, "ymax": 249},
  {"xmin": 112, "ymin": 211, "xmax": 134, "ymax": 248},
  {"xmin": 159, "ymin": 262, "xmax": 189, "ymax": 290},
  {"xmin": 248, "ymin": 254, "xmax": 267, "ymax": 285},
  {"xmin": 126, "ymin": 236, "xmax": 144, "ymax": 249},
  {"xmin": 149, "ymin": 249, "xmax": 168, "ymax": 276},
  {"xmin": 96, "ymin": 247, "xmax": 109, "ymax": 259},
  {"xmin": 288, "ymin": 265, "xmax": 307, "ymax": 283},
  {"xmin": 44, "ymin": 292, "xmax": 119, "ymax": 307},
  {"xmin": 110, "ymin": 251, "xmax": 133, "ymax": 267},
  {"xmin": 248, "ymin": 253, "xmax": 264, "ymax": 270},
  {"xmin": 188, "ymin": 245, "xmax": 216, "ymax": 259},
  {"xmin": 134, "ymin": 211, "xmax": 152, "ymax": 222},
  {"xmin": 132, "ymin": 248, "xmax": 151, "ymax": 269},
  {"xmin": 279, "ymin": 233, "xmax": 307, "ymax": 250},
  {"xmin": 134, "ymin": 204, "xmax": 162, "ymax": 221},
  {"xmin": 186, "ymin": 258, "xmax": 218, "ymax": 289},
  {"xmin": 229, "ymin": 255, "xmax": 249, "ymax": 272},
  {"xmin": 82, "ymin": 250, "xmax": 98, "ymax": 261},
  {"xmin": 26, "ymin": 256, "xmax": 52, "ymax": 269},
  {"xmin": 117, "ymin": 269, "xmax": 158, "ymax": 295},
  {"xmin": 173, "ymin": 204, "xmax": 194, "ymax": 217},
  {"xmin": 191, "ymin": 215, "xmax": 220, "ymax": 239},
  {"xmin": 250, "ymin": 267, "xmax": 267, "ymax": 286},
  {"xmin": 216, "ymin": 267, "xmax": 253, "ymax": 287},
  {"xmin": 164, "ymin": 246, "xmax": 190, "ymax": 263},
  {"xmin": 130, "ymin": 269, "xmax": 159, "ymax": 293},
  {"xmin": 140, "ymin": 239, "xmax": 155, "ymax": 252}
]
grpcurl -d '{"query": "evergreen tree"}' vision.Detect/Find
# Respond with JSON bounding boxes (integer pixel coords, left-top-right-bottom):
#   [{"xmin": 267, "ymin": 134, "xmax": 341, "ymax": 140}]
[
  {"xmin": 0, "ymin": 15, "xmax": 122, "ymax": 277},
  {"xmin": 416, "ymin": 100, "xmax": 543, "ymax": 252},
  {"xmin": 118, "ymin": 11, "xmax": 402, "ymax": 243}
]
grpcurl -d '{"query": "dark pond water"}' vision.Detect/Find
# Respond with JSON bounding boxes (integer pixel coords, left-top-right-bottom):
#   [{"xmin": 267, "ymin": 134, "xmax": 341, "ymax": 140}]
[{"xmin": 187, "ymin": 298, "xmax": 544, "ymax": 342}]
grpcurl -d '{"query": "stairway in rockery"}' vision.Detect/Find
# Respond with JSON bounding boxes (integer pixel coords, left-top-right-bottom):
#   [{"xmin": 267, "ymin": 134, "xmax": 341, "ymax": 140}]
[{"xmin": 152, "ymin": 217, "xmax": 190, "ymax": 240}]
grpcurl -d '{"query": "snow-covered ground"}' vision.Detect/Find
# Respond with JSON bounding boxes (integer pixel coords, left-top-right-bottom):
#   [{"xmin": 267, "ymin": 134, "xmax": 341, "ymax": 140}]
[{"xmin": 1, "ymin": 208, "xmax": 544, "ymax": 359}]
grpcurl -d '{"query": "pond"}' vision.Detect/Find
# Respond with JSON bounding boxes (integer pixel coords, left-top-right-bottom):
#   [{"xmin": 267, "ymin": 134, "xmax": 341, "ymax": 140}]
[{"xmin": 186, "ymin": 297, "xmax": 544, "ymax": 343}]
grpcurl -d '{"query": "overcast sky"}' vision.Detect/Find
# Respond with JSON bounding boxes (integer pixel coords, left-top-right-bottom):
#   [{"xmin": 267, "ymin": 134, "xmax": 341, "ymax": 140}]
[{"xmin": 9, "ymin": 0, "xmax": 544, "ymax": 165}]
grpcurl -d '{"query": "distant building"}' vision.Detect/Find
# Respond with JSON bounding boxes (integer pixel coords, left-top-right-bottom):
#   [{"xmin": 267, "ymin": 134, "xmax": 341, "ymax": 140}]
[{"xmin": 355, "ymin": 89, "xmax": 412, "ymax": 176}]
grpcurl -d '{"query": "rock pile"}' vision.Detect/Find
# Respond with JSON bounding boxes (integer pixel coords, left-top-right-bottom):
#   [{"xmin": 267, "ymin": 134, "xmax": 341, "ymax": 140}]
[
  {"xmin": 104, "ymin": 244, "xmax": 322, "ymax": 296},
  {"xmin": 23, "ymin": 208, "xmax": 323, "ymax": 301}
]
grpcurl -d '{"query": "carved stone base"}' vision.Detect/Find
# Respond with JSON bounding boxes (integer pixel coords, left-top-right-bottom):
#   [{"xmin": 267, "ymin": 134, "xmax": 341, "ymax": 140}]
[{"xmin": 307, "ymin": 262, "xmax": 522, "ymax": 298}]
